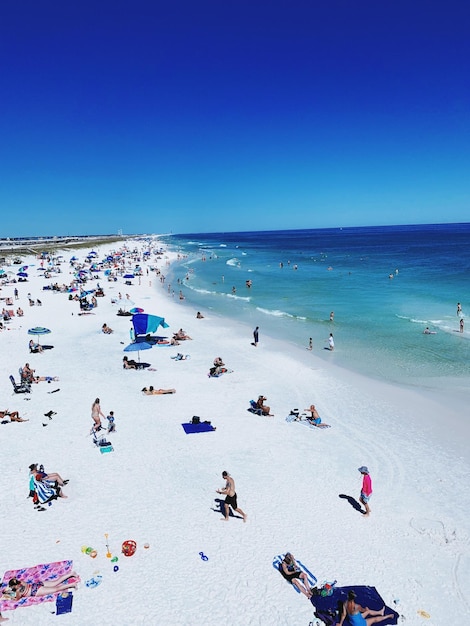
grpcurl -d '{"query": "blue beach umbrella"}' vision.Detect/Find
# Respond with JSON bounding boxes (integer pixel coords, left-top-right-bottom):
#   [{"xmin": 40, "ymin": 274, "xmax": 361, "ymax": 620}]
[
  {"xmin": 28, "ymin": 326, "xmax": 51, "ymax": 346},
  {"xmin": 123, "ymin": 341, "xmax": 152, "ymax": 362},
  {"xmin": 17, "ymin": 272, "xmax": 28, "ymax": 277},
  {"xmin": 123, "ymin": 273, "xmax": 135, "ymax": 279}
]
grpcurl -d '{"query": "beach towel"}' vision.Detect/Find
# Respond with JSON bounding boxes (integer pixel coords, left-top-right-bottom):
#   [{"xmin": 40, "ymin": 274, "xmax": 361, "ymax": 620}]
[
  {"xmin": 182, "ymin": 422, "xmax": 216, "ymax": 434},
  {"xmin": 310, "ymin": 585, "xmax": 399, "ymax": 625},
  {"xmin": 273, "ymin": 554, "xmax": 317, "ymax": 593},
  {"xmin": 0, "ymin": 560, "xmax": 77, "ymax": 611}
]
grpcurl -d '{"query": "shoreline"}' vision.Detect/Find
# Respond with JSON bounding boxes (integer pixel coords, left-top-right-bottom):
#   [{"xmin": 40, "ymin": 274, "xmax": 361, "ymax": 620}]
[{"xmin": 0, "ymin": 238, "xmax": 468, "ymax": 625}]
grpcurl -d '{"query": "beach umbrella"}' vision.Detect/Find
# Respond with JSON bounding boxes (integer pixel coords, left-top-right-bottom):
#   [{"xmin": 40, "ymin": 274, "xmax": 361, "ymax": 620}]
[
  {"xmin": 28, "ymin": 326, "xmax": 51, "ymax": 346},
  {"xmin": 123, "ymin": 273, "xmax": 135, "ymax": 279},
  {"xmin": 123, "ymin": 341, "xmax": 152, "ymax": 362},
  {"xmin": 17, "ymin": 272, "xmax": 28, "ymax": 277},
  {"xmin": 130, "ymin": 307, "xmax": 144, "ymax": 314}
]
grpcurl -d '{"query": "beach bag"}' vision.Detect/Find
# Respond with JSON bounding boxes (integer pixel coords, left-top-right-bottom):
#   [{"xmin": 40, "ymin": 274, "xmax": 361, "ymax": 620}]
[{"xmin": 191, "ymin": 416, "xmax": 200, "ymax": 425}]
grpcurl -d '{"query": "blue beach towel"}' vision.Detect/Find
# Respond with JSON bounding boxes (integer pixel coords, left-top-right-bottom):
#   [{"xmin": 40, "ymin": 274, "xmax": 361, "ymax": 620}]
[
  {"xmin": 182, "ymin": 422, "xmax": 216, "ymax": 434},
  {"xmin": 310, "ymin": 585, "xmax": 399, "ymax": 625}
]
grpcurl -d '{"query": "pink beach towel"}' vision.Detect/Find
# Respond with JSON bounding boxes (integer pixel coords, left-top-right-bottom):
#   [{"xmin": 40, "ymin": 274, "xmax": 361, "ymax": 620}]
[{"xmin": 0, "ymin": 560, "xmax": 78, "ymax": 611}]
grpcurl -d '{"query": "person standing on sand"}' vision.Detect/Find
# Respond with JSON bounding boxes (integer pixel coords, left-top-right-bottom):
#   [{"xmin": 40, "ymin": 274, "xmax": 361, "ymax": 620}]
[
  {"xmin": 252, "ymin": 326, "xmax": 259, "ymax": 347},
  {"xmin": 308, "ymin": 337, "xmax": 313, "ymax": 350},
  {"xmin": 216, "ymin": 471, "xmax": 247, "ymax": 522},
  {"xmin": 91, "ymin": 398, "xmax": 105, "ymax": 429},
  {"xmin": 358, "ymin": 466, "xmax": 372, "ymax": 516},
  {"xmin": 460, "ymin": 318, "xmax": 464, "ymax": 333}
]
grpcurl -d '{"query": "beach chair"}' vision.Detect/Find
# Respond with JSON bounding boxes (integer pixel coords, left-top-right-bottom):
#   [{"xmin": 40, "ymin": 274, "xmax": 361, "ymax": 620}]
[
  {"xmin": 248, "ymin": 400, "xmax": 263, "ymax": 415},
  {"xmin": 9, "ymin": 374, "xmax": 31, "ymax": 394},
  {"xmin": 91, "ymin": 426, "xmax": 114, "ymax": 454}
]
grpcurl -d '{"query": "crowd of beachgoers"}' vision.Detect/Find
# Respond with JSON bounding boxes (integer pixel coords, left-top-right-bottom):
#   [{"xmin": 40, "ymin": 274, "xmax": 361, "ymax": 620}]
[{"xmin": 0, "ymin": 237, "xmax": 467, "ymax": 625}]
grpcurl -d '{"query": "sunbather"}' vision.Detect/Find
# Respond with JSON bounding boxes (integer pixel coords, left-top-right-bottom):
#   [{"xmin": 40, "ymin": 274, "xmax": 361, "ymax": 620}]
[
  {"xmin": 0, "ymin": 410, "xmax": 28, "ymax": 423},
  {"xmin": 173, "ymin": 328, "xmax": 192, "ymax": 340},
  {"xmin": 2, "ymin": 572, "xmax": 78, "ymax": 600},
  {"xmin": 209, "ymin": 356, "xmax": 225, "ymax": 377},
  {"xmin": 338, "ymin": 590, "xmax": 394, "ymax": 625},
  {"xmin": 256, "ymin": 395, "xmax": 273, "ymax": 416},
  {"xmin": 102, "ymin": 323, "xmax": 113, "ymax": 334},
  {"xmin": 29, "ymin": 339, "xmax": 43, "ymax": 353},
  {"xmin": 279, "ymin": 553, "xmax": 312, "ymax": 599},
  {"xmin": 29, "ymin": 463, "xmax": 68, "ymax": 487},
  {"xmin": 141, "ymin": 386, "xmax": 176, "ymax": 395},
  {"xmin": 21, "ymin": 363, "xmax": 58, "ymax": 384},
  {"xmin": 123, "ymin": 356, "xmax": 150, "ymax": 370}
]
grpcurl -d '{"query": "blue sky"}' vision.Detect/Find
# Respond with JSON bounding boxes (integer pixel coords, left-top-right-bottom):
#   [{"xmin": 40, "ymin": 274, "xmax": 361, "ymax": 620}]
[{"xmin": 1, "ymin": 0, "xmax": 469, "ymax": 237}]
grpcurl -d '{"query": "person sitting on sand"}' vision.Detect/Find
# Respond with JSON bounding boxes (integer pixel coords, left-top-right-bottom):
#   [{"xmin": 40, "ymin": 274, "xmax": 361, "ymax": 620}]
[
  {"xmin": 16, "ymin": 307, "xmax": 24, "ymax": 317},
  {"xmin": 209, "ymin": 356, "xmax": 225, "ymax": 377},
  {"xmin": 196, "ymin": 311, "xmax": 204, "ymax": 318},
  {"xmin": 0, "ymin": 409, "xmax": 28, "ymax": 423},
  {"xmin": 338, "ymin": 590, "xmax": 394, "ymax": 626},
  {"xmin": 304, "ymin": 404, "xmax": 323, "ymax": 426},
  {"xmin": 29, "ymin": 463, "xmax": 68, "ymax": 487},
  {"xmin": 123, "ymin": 356, "xmax": 138, "ymax": 369},
  {"xmin": 141, "ymin": 386, "xmax": 176, "ymax": 395},
  {"xmin": 2, "ymin": 572, "xmax": 78, "ymax": 600},
  {"xmin": 256, "ymin": 395, "xmax": 273, "ymax": 416},
  {"xmin": 102, "ymin": 323, "xmax": 113, "ymax": 334},
  {"xmin": 173, "ymin": 328, "xmax": 192, "ymax": 340},
  {"xmin": 29, "ymin": 339, "xmax": 43, "ymax": 353},
  {"xmin": 21, "ymin": 363, "xmax": 58, "ymax": 384},
  {"xmin": 279, "ymin": 553, "xmax": 312, "ymax": 599},
  {"xmin": 123, "ymin": 356, "xmax": 150, "ymax": 370}
]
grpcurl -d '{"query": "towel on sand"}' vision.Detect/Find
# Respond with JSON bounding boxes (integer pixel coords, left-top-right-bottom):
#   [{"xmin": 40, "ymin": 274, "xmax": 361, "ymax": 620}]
[
  {"xmin": 0, "ymin": 560, "xmax": 77, "ymax": 611},
  {"xmin": 182, "ymin": 422, "xmax": 216, "ymax": 434},
  {"xmin": 310, "ymin": 585, "xmax": 399, "ymax": 625}
]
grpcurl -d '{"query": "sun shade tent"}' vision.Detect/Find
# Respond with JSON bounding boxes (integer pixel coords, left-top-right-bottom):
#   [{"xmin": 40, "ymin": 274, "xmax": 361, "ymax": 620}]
[{"xmin": 132, "ymin": 314, "xmax": 169, "ymax": 338}]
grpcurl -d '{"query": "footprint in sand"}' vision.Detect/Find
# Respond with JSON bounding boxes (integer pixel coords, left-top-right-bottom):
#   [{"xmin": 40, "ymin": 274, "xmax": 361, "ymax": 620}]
[
  {"xmin": 410, "ymin": 518, "xmax": 456, "ymax": 545},
  {"xmin": 411, "ymin": 518, "xmax": 470, "ymax": 606}
]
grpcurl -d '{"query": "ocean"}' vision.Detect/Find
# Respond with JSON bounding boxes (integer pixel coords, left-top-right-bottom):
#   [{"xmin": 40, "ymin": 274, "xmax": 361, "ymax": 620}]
[{"xmin": 160, "ymin": 223, "xmax": 470, "ymax": 395}]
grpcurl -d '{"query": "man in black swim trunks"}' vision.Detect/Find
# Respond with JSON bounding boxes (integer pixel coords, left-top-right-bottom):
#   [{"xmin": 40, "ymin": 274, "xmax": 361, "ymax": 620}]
[{"xmin": 216, "ymin": 471, "xmax": 247, "ymax": 523}]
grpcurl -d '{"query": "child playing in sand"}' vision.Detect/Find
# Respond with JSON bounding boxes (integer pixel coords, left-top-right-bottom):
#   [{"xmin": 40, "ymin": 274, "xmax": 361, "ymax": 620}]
[{"xmin": 107, "ymin": 411, "xmax": 116, "ymax": 433}]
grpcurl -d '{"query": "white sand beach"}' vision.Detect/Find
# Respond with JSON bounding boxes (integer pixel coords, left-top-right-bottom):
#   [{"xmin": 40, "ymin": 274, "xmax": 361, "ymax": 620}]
[{"xmin": 0, "ymin": 239, "xmax": 468, "ymax": 626}]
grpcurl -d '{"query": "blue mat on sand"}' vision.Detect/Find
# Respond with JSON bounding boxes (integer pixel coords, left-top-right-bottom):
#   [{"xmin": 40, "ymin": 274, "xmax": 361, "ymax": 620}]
[
  {"xmin": 311, "ymin": 585, "xmax": 399, "ymax": 626},
  {"xmin": 182, "ymin": 422, "xmax": 216, "ymax": 434}
]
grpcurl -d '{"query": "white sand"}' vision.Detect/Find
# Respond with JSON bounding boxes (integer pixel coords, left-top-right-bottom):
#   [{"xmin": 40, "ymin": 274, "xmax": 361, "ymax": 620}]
[{"xmin": 0, "ymin": 240, "xmax": 469, "ymax": 626}]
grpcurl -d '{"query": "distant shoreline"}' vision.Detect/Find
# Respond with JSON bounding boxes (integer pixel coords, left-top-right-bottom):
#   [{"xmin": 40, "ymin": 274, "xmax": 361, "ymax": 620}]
[{"xmin": 0, "ymin": 234, "xmax": 134, "ymax": 257}]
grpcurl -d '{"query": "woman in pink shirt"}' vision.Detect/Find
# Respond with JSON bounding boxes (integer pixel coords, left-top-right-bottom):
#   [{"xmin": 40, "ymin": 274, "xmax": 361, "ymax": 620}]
[{"xmin": 358, "ymin": 466, "xmax": 372, "ymax": 516}]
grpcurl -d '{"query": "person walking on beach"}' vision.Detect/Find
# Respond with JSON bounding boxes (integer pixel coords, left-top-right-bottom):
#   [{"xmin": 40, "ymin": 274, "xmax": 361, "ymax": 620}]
[
  {"xmin": 216, "ymin": 471, "xmax": 247, "ymax": 522},
  {"xmin": 308, "ymin": 337, "xmax": 313, "ymax": 350},
  {"xmin": 328, "ymin": 333, "xmax": 335, "ymax": 350},
  {"xmin": 91, "ymin": 398, "xmax": 105, "ymax": 430},
  {"xmin": 252, "ymin": 326, "xmax": 259, "ymax": 347},
  {"xmin": 457, "ymin": 302, "xmax": 462, "ymax": 316},
  {"xmin": 460, "ymin": 318, "xmax": 464, "ymax": 333},
  {"xmin": 358, "ymin": 466, "xmax": 372, "ymax": 516}
]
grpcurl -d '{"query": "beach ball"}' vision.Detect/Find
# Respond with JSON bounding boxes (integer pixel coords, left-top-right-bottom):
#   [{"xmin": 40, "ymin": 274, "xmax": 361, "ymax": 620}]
[{"xmin": 121, "ymin": 540, "xmax": 137, "ymax": 557}]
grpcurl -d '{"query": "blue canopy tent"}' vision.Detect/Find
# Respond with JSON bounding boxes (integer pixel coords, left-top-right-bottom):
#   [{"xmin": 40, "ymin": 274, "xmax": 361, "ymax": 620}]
[{"xmin": 132, "ymin": 314, "xmax": 169, "ymax": 339}]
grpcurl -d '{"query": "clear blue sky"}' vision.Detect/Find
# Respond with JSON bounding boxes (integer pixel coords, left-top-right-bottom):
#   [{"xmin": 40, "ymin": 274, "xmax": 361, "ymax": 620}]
[{"xmin": 1, "ymin": 0, "xmax": 469, "ymax": 237}]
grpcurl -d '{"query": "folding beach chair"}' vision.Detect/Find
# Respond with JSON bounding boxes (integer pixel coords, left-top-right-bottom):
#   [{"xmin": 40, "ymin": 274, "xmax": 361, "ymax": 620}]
[{"xmin": 9, "ymin": 374, "xmax": 31, "ymax": 394}]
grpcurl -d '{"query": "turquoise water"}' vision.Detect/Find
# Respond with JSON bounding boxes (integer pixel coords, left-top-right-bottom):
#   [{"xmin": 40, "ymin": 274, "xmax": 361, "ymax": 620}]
[{"xmin": 161, "ymin": 224, "xmax": 470, "ymax": 392}]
